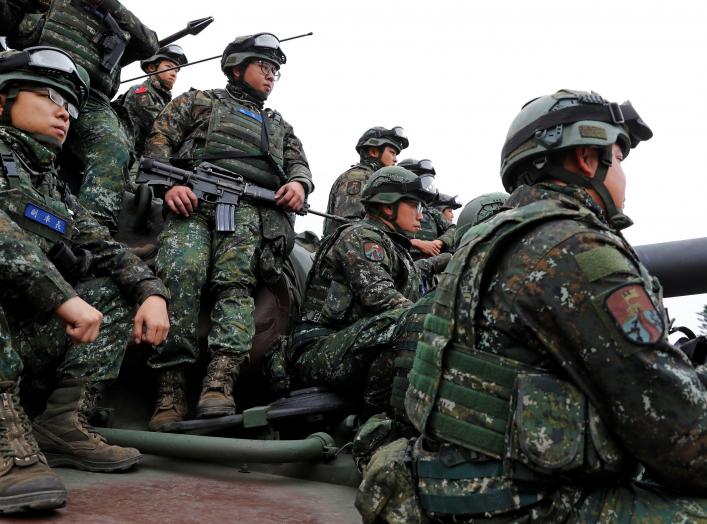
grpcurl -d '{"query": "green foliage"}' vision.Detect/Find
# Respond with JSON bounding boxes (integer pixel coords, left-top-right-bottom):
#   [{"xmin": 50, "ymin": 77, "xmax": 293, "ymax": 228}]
[{"xmin": 698, "ymin": 305, "xmax": 707, "ymax": 336}]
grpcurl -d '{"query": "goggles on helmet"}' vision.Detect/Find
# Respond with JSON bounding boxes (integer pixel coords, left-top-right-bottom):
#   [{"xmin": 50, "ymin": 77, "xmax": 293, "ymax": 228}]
[
  {"xmin": 367, "ymin": 173, "xmax": 438, "ymax": 202},
  {"xmin": 501, "ymin": 98, "xmax": 653, "ymax": 161},
  {"xmin": 0, "ymin": 47, "xmax": 89, "ymax": 105},
  {"xmin": 162, "ymin": 44, "xmax": 185, "ymax": 56}
]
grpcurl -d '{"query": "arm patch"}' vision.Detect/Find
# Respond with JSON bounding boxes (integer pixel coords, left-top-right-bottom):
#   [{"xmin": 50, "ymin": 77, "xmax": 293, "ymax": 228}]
[{"xmin": 575, "ymin": 246, "xmax": 634, "ymax": 282}]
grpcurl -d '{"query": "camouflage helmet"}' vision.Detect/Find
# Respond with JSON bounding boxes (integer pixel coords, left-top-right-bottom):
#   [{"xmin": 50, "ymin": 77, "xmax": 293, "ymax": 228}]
[
  {"xmin": 454, "ymin": 192, "xmax": 509, "ymax": 245},
  {"xmin": 221, "ymin": 33, "xmax": 286, "ymax": 78},
  {"xmin": 361, "ymin": 166, "xmax": 437, "ymax": 206},
  {"xmin": 434, "ymin": 193, "xmax": 462, "ymax": 210},
  {"xmin": 397, "ymin": 158, "xmax": 435, "ymax": 176},
  {"xmin": 0, "ymin": 46, "xmax": 89, "ymax": 116},
  {"xmin": 140, "ymin": 44, "xmax": 188, "ymax": 73},
  {"xmin": 500, "ymin": 89, "xmax": 653, "ymax": 192},
  {"xmin": 356, "ymin": 126, "xmax": 409, "ymax": 155}
]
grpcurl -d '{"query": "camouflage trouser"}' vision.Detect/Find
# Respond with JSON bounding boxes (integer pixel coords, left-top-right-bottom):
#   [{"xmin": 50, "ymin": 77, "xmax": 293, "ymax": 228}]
[
  {"xmin": 293, "ymin": 308, "xmax": 409, "ymax": 409},
  {"xmin": 149, "ymin": 203, "xmax": 263, "ymax": 369},
  {"xmin": 70, "ymin": 93, "xmax": 132, "ymax": 232},
  {"xmin": 356, "ymin": 439, "xmax": 707, "ymax": 524},
  {"xmin": 0, "ymin": 277, "xmax": 134, "ymax": 383}
]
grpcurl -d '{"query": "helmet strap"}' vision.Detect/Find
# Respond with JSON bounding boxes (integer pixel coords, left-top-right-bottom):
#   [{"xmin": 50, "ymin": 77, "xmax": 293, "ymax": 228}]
[
  {"xmin": 545, "ymin": 146, "xmax": 632, "ymax": 230},
  {"xmin": 0, "ymin": 85, "xmax": 19, "ymax": 126}
]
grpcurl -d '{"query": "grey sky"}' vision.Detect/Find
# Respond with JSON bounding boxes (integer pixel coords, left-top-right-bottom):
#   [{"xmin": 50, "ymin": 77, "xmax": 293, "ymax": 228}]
[{"xmin": 118, "ymin": 0, "xmax": 707, "ymax": 332}]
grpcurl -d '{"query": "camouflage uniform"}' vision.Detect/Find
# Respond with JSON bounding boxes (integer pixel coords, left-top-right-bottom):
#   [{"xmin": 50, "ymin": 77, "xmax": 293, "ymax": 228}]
[
  {"xmin": 0, "ymin": 125, "xmax": 167, "ymax": 383},
  {"xmin": 322, "ymin": 158, "xmax": 381, "ymax": 238},
  {"xmin": 409, "ymin": 205, "xmax": 455, "ymax": 260},
  {"xmin": 358, "ymin": 183, "xmax": 707, "ymax": 522},
  {"xmin": 145, "ymin": 82, "xmax": 312, "ymax": 373},
  {"xmin": 116, "ymin": 77, "xmax": 171, "ymax": 160},
  {"xmin": 290, "ymin": 217, "xmax": 419, "ymax": 410},
  {"xmin": 2, "ymin": 0, "xmax": 159, "ymax": 231}
]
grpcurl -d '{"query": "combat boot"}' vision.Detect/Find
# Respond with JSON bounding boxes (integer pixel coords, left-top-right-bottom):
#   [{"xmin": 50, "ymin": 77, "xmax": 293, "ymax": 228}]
[
  {"xmin": 0, "ymin": 382, "xmax": 66, "ymax": 513},
  {"xmin": 148, "ymin": 368, "xmax": 187, "ymax": 431},
  {"xmin": 196, "ymin": 355, "xmax": 239, "ymax": 418},
  {"xmin": 32, "ymin": 379, "xmax": 141, "ymax": 472}
]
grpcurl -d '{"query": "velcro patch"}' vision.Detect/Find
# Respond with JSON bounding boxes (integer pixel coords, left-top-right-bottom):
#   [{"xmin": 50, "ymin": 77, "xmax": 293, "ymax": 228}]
[
  {"xmin": 363, "ymin": 241, "xmax": 384, "ymax": 262},
  {"xmin": 346, "ymin": 180, "xmax": 361, "ymax": 195},
  {"xmin": 134, "ymin": 86, "xmax": 148, "ymax": 94},
  {"xmin": 579, "ymin": 125, "xmax": 608, "ymax": 140},
  {"xmin": 605, "ymin": 284, "xmax": 664, "ymax": 345},
  {"xmin": 575, "ymin": 246, "xmax": 634, "ymax": 282},
  {"xmin": 237, "ymin": 107, "xmax": 263, "ymax": 122}
]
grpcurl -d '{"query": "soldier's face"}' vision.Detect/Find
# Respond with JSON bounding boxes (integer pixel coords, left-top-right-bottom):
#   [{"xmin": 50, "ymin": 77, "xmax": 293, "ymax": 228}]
[
  {"xmin": 370, "ymin": 146, "xmax": 398, "ymax": 167},
  {"xmin": 393, "ymin": 199, "xmax": 423, "ymax": 233},
  {"xmin": 0, "ymin": 89, "xmax": 70, "ymax": 143},
  {"xmin": 442, "ymin": 208, "xmax": 454, "ymax": 223},
  {"xmin": 604, "ymin": 143, "xmax": 627, "ymax": 210},
  {"xmin": 236, "ymin": 61, "xmax": 276, "ymax": 97},
  {"xmin": 154, "ymin": 59, "xmax": 178, "ymax": 90}
]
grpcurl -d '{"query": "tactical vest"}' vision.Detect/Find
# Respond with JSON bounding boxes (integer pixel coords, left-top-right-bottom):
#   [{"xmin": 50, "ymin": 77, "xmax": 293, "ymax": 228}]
[
  {"xmin": 39, "ymin": 0, "xmax": 126, "ymax": 98},
  {"xmin": 0, "ymin": 140, "xmax": 73, "ymax": 247},
  {"xmin": 201, "ymin": 89, "xmax": 286, "ymax": 190},
  {"xmin": 405, "ymin": 199, "xmax": 638, "ymax": 507},
  {"xmin": 390, "ymin": 292, "xmax": 435, "ymax": 423}
]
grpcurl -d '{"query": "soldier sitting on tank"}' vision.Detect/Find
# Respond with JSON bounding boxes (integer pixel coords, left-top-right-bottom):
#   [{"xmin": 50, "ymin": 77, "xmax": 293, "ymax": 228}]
[
  {"xmin": 352, "ymin": 192, "xmax": 508, "ymax": 473},
  {"xmin": 0, "ymin": 47, "xmax": 169, "ymax": 513},
  {"xmin": 143, "ymin": 33, "xmax": 313, "ymax": 431},
  {"xmin": 117, "ymin": 44, "xmax": 187, "ymax": 162},
  {"xmin": 397, "ymin": 158, "xmax": 456, "ymax": 260},
  {"xmin": 0, "ymin": 0, "xmax": 159, "ymax": 232},
  {"xmin": 356, "ymin": 89, "xmax": 707, "ymax": 523},
  {"xmin": 322, "ymin": 126, "xmax": 408, "ymax": 238},
  {"xmin": 290, "ymin": 166, "xmax": 437, "ymax": 412}
]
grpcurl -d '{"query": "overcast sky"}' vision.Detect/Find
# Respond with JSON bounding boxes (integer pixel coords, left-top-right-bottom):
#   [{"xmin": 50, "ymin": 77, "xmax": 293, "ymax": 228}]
[{"xmin": 118, "ymin": 0, "xmax": 707, "ymax": 332}]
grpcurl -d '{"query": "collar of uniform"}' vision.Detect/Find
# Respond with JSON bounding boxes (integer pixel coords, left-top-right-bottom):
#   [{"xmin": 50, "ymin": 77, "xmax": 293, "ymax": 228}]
[
  {"xmin": 358, "ymin": 157, "xmax": 382, "ymax": 171},
  {"xmin": 362, "ymin": 215, "xmax": 413, "ymax": 250},
  {"xmin": 508, "ymin": 182, "xmax": 609, "ymax": 225},
  {"xmin": 225, "ymin": 82, "xmax": 265, "ymax": 110},
  {"xmin": 0, "ymin": 126, "xmax": 57, "ymax": 170}
]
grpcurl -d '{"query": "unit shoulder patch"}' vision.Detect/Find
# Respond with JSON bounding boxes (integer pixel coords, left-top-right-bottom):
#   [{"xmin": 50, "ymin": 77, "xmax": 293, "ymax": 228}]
[
  {"xmin": 363, "ymin": 241, "xmax": 385, "ymax": 262},
  {"xmin": 605, "ymin": 284, "xmax": 664, "ymax": 345},
  {"xmin": 346, "ymin": 180, "xmax": 362, "ymax": 195},
  {"xmin": 134, "ymin": 86, "xmax": 148, "ymax": 94}
]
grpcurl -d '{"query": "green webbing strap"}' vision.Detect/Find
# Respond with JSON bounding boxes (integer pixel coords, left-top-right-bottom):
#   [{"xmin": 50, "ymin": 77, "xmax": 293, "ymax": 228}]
[
  {"xmin": 429, "ymin": 411, "xmax": 505, "ymax": 458},
  {"xmin": 416, "ymin": 458, "xmax": 502, "ymax": 479},
  {"xmin": 418, "ymin": 490, "xmax": 540, "ymax": 516}
]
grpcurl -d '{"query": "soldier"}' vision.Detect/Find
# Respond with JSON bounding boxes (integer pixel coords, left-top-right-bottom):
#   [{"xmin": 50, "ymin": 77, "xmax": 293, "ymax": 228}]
[
  {"xmin": 322, "ymin": 126, "xmax": 408, "ymax": 238},
  {"xmin": 117, "ymin": 44, "xmax": 187, "ymax": 161},
  {"xmin": 358, "ymin": 89, "xmax": 707, "ymax": 523},
  {"xmin": 290, "ymin": 166, "xmax": 437, "ymax": 411},
  {"xmin": 1, "ymin": 0, "xmax": 159, "ymax": 232},
  {"xmin": 433, "ymin": 192, "xmax": 462, "ymax": 225},
  {"xmin": 398, "ymin": 158, "xmax": 456, "ymax": 260},
  {"xmin": 0, "ymin": 47, "xmax": 169, "ymax": 512},
  {"xmin": 144, "ymin": 33, "xmax": 313, "ymax": 431}
]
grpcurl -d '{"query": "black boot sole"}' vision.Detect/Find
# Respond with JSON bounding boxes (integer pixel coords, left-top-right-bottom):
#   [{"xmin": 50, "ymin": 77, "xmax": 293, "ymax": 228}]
[
  {"xmin": 44, "ymin": 453, "xmax": 141, "ymax": 472},
  {"xmin": 196, "ymin": 406, "xmax": 236, "ymax": 418},
  {"xmin": 0, "ymin": 489, "xmax": 66, "ymax": 513}
]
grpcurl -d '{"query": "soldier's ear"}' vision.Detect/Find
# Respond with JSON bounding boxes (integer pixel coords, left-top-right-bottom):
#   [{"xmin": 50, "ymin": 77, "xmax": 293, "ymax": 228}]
[
  {"xmin": 380, "ymin": 204, "xmax": 394, "ymax": 219},
  {"xmin": 570, "ymin": 147, "xmax": 599, "ymax": 178},
  {"xmin": 231, "ymin": 66, "xmax": 241, "ymax": 80},
  {"xmin": 0, "ymin": 94, "xmax": 5, "ymax": 118}
]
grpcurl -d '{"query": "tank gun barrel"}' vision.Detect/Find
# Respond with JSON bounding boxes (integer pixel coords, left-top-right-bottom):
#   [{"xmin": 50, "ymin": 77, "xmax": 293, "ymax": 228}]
[{"xmin": 635, "ymin": 236, "xmax": 707, "ymax": 298}]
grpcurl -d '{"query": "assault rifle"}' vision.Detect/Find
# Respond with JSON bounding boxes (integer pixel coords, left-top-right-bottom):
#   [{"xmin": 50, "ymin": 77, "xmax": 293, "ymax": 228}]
[{"xmin": 136, "ymin": 157, "xmax": 348, "ymax": 232}]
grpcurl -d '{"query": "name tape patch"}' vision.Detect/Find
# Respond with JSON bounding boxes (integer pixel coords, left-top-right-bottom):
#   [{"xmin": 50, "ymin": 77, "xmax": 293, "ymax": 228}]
[
  {"xmin": 238, "ymin": 107, "xmax": 263, "ymax": 122},
  {"xmin": 24, "ymin": 203, "xmax": 67, "ymax": 234}
]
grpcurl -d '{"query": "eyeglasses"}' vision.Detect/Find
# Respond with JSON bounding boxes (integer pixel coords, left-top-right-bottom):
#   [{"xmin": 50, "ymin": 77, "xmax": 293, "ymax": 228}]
[
  {"xmin": 401, "ymin": 199, "xmax": 424, "ymax": 213},
  {"xmin": 253, "ymin": 60, "xmax": 281, "ymax": 81},
  {"xmin": 21, "ymin": 86, "xmax": 79, "ymax": 118}
]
